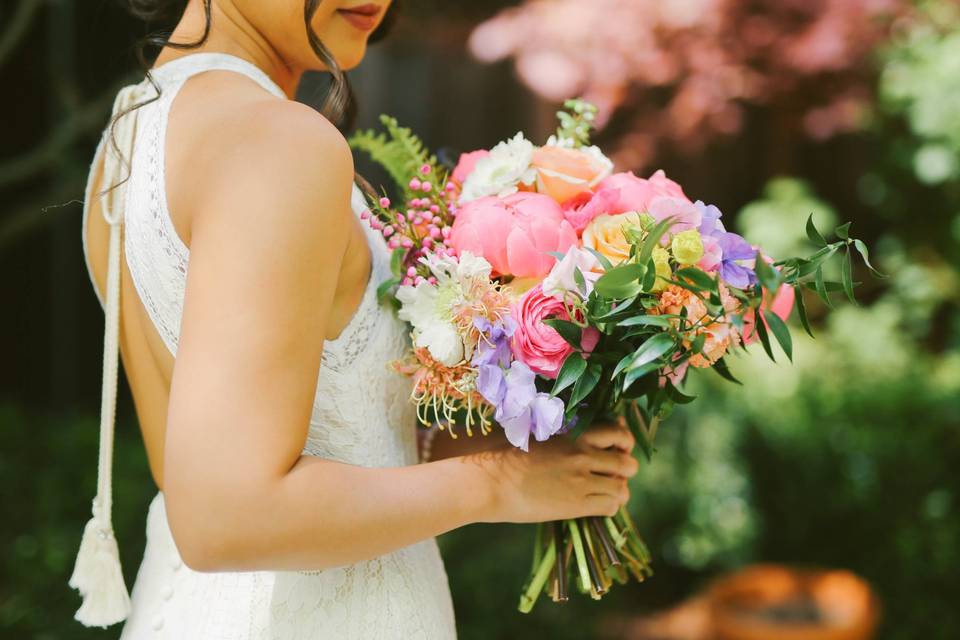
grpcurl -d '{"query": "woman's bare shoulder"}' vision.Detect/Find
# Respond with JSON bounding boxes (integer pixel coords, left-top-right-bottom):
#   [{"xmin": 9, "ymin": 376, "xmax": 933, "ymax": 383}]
[{"xmin": 172, "ymin": 77, "xmax": 355, "ymax": 243}]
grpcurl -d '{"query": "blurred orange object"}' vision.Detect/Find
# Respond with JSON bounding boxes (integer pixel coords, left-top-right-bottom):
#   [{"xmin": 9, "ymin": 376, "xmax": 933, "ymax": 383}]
[
  {"xmin": 610, "ymin": 564, "xmax": 880, "ymax": 640},
  {"xmin": 710, "ymin": 565, "xmax": 880, "ymax": 640}
]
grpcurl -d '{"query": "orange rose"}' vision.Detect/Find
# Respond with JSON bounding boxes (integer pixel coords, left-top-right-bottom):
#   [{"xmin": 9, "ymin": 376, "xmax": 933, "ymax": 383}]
[{"xmin": 531, "ymin": 145, "xmax": 613, "ymax": 204}]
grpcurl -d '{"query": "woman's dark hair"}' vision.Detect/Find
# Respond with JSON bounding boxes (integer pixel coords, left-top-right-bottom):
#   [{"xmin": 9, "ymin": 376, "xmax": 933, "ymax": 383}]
[{"xmin": 107, "ymin": 0, "xmax": 397, "ymax": 195}]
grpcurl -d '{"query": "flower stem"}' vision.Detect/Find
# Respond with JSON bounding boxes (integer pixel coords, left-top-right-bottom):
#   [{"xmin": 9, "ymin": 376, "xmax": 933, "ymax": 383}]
[
  {"xmin": 566, "ymin": 518, "xmax": 592, "ymax": 595},
  {"xmin": 518, "ymin": 532, "xmax": 556, "ymax": 613},
  {"xmin": 552, "ymin": 521, "xmax": 569, "ymax": 602}
]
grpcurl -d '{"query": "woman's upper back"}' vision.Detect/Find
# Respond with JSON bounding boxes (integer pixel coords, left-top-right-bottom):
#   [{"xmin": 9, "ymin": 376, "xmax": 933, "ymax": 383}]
[{"xmin": 82, "ymin": 53, "xmax": 418, "ymax": 488}]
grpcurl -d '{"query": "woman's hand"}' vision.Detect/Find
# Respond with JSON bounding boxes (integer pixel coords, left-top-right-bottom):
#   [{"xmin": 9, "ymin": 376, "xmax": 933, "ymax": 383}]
[{"xmin": 474, "ymin": 421, "xmax": 640, "ymax": 523}]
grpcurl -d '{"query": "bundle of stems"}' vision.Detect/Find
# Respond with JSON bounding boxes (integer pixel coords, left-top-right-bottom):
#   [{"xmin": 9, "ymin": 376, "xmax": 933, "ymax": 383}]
[{"xmin": 518, "ymin": 506, "xmax": 653, "ymax": 612}]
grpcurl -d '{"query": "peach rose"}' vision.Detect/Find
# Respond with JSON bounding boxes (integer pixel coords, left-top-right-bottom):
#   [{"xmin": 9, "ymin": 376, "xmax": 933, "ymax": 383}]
[
  {"xmin": 581, "ymin": 212, "xmax": 645, "ymax": 264},
  {"xmin": 531, "ymin": 145, "xmax": 613, "ymax": 204}
]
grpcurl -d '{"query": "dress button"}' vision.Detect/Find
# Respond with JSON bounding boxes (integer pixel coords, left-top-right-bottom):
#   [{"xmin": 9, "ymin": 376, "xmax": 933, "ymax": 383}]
[
  {"xmin": 152, "ymin": 614, "xmax": 164, "ymax": 630},
  {"xmin": 161, "ymin": 585, "xmax": 174, "ymax": 600},
  {"xmin": 169, "ymin": 555, "xmax": 182, "ymax": 571}
]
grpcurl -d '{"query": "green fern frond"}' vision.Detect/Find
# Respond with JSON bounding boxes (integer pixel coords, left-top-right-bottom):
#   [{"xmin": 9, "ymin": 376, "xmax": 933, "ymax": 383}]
[{"xmin": 348, "ymin": 115, "xmax": 438, "ymax": 195}]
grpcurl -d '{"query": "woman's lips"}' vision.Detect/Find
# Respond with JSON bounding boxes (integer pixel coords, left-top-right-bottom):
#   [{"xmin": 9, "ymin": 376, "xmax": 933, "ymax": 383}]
[{"xmin": 337, "ymin": 4, "xmax": 382, "ymax": 31}]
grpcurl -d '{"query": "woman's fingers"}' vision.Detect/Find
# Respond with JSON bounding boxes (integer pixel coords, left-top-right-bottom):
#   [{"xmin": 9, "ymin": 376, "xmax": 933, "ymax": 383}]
[
  {"xmin": 584, "ymin": 474, "xmax": 628, "ymax": 500},
  {"xmin": 580, "ymin": 448, "xmax": 639, "ymax": 478},
  {"xmin": 580, "ymin": 422, "xmax": 636, "ymax": 452}
]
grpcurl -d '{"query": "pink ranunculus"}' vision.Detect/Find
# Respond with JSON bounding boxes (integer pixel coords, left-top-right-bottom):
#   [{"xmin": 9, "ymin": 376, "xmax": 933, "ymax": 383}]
[
  {"xmin": 511, "ymin": 285, "xmax": 600, "ymax": 378},
  {"xmin": 449, "ymin": 192, "xmax": 578, "ymax": 279},
  {"xmin": 560, "ymin": 187, "xmax": 621, "ymax": 234},
  {"xmin": 596, "ymin": 169, "xmax": 691, "ymax": 215},
  {"xmin": 451, "ymin": 149, "xmax": 490, "ymax": 185}
]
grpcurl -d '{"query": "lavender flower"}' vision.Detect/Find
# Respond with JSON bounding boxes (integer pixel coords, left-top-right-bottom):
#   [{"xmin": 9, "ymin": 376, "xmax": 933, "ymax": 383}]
[{"xmin": 717, "ymin": 232, "xmax": 758, "ymax": 289}]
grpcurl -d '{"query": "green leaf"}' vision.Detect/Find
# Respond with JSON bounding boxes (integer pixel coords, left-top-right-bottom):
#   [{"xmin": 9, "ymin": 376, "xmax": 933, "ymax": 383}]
[
  {"xmin": 853, "ymin": 239, "xmax": 887, "ymax": 278},
  {"xmin": 841, "ymin": 248, "xmax": 857, "ymax": 305},
  {"xmin": 754, "ymin": 251, "xmax": 781, "ymax": 293},
  {"xmin": 390, "ymin": 248, "xmax": 407, "ymax": 278},
  {"xmin": 753, "ymin": 311, "xmax": 777, "ymax": 362},
  {"xmin": 621, "ymin": 362, "xmax": 661, "ymax": 396},
  {"xmin": 712, "ymin": 358, "xmax": 741, "ymax": 384},
  {"xmin": 617, "ymin": 315, "xmax": 676, "ymax": 329},
  {"xmin": 594, "ymin": 263, "xmax": 645, "ymax": 299},
  {"xmin": 690, "ymin": 333, "xmax": 706, "ymax": 354},
  {"xmin": 676, "ymin": 267, "xmax": 717, "ymax": 292},
  {"xmin": 793, "ymin": 285, "xmax": 814, "ymax": 339},
  {"xmin": 665, "ymin": 383, "xmax": 696, "ymax": 404},
  {"xmin": 796, "ymin": 245, "xmax": 840, "ymax": 277},
  {"xmin": 802, "ymin": 280, "xmax": 853, "ymax": 293},
  {"xmin": 573, "ymin": 267, "xmax": 587, "ymax": 294},
  {"xmin": 568, "ymin": 363, "xmax": 602, "ymax": 408},
  {"xmin": 638, "ymin": 217, "xmax": 675, "ymax": 266},
  {"xmin": 595, "ymin": 296, "xmax": 638, "ymax": 321},
  {"xmin": 584, "ymin": 247, "xmax": 614, "ymax": 271},
  {"xmin": 762, "ymin": 309, "xmax": 793, "ymax": 362},
  {"xmin": 806, "ymin": 213, "xmax": 828, "ymax": 247},
  {"xmin": 814, "ymin": 265, "xmax": 832, "ymax": 307},
  {"xmin": 376, "ymin": 278, "xmax": 400, "ymax": 307},
  {"xmin": 543, "ymin": 318, "xmax": 584, "ymax": 349},
  {"xmin": 551, "ymin": 353, "xmax": 587, "ymax": 396},
  {"xmin": 835, "ymin": 221, "xmax": 851, "ymax": 240},
  {"xmin": 622, "ymin": 403, "xmax": 653, "ymax": 461},
  {"xmin": 612, "ymin": 332, "xmax": 675, "ymax": 379}
]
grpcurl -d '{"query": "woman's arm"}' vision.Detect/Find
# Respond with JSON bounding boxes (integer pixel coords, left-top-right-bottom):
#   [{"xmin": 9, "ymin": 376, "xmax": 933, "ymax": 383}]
[{"xmin": 162, "ymin": 99, "xmax": 638, "ymax": 573}]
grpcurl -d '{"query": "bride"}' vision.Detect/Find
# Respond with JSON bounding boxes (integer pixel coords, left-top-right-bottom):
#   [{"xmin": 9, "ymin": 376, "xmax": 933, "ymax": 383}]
[{"xmin": 76, "ymin": 1, "xmax": 639, "ymax": 637}]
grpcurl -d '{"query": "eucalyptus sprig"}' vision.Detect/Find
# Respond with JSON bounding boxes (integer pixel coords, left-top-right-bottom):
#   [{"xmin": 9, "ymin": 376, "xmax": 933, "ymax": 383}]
[{"xmin": 555, "ymin": 99, "xmax": 599, "ymax": 148}]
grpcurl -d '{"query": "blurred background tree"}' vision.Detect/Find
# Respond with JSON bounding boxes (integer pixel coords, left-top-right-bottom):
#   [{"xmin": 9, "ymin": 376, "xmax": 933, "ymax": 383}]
[{"xmin": 1, "ymin": 1, "xmax": 957, "ymax": 639}]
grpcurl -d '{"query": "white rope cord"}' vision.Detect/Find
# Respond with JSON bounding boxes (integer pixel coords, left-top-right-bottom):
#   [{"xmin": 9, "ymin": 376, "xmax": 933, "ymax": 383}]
[{"xmin": 69, "ymin": 80, "xmax": 153, "ymax": 628}]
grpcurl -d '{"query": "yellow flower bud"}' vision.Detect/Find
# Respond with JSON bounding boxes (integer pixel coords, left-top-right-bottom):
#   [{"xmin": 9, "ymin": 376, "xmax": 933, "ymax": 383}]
[
  {"xmin": 671, "ymin": 229, "xmax": 704, "ymax": 266},
  {"xmin": 650, "ymin": 246, "xmax": 673, "ymax": 293}
]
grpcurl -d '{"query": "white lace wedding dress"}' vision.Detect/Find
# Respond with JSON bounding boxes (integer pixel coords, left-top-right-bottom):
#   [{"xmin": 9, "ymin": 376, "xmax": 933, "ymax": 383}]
[{"xmin": 79, "ymin": 52, "xmax": 457, "ymax": 639}]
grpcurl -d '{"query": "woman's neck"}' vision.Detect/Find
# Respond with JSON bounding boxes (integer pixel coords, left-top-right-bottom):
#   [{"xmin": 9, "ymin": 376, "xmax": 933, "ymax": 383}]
[{"xmin": 154, "ymin": 1, "xmax": 303, "ymax": 98}]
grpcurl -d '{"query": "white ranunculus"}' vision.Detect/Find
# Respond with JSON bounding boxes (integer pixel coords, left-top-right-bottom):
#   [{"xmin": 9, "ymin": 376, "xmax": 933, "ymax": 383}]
[
  {"xmin": 395, "ymin": 251, "xmax": 495, "ymax": 366},
  {"xmin": 396, "ymin": 281, "xmax": 465, "ymax": 366},
  {"xmin": 459, "ymin": 132, "xmax": 538, "ymax": 203}
]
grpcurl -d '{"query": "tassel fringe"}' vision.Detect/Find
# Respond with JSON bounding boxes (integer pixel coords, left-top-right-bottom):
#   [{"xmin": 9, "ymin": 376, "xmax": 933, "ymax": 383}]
[{"xmin": 69, "ymin": 514, "xmax": 130, "ymax": 628}]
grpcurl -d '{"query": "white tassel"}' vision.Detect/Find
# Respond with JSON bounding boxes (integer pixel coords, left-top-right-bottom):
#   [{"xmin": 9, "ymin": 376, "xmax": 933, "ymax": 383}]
[
  {"xmin": 71, "ymin": 518, "xmax": 131, "ymax": 628},
  {"xmin": 70, "ymin": 81, "xmax": 147, "ymax": 629}
]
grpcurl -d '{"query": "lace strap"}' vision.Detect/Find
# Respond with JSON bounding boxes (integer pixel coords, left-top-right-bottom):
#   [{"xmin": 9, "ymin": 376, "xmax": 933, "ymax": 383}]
[{"xmin": 70, "ymin": 79, "xmax": 156, "ymax": 628}]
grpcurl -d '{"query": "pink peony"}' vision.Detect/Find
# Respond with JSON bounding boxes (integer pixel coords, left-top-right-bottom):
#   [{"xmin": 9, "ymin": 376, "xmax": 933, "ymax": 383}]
[
  {"xmin": 511, "ymin": 285, "xmax": 600, "ymax": 378},
  {"xmin": 452, "ymin": 149, "xmax": 490, "ymax": 185},
  {"xmin": 596, "ymin": 169, "xmax": 691, "ymax": 215},
  {"xmin": 449, "ymin": 192, "xmax": 578, "ymax": 279}
]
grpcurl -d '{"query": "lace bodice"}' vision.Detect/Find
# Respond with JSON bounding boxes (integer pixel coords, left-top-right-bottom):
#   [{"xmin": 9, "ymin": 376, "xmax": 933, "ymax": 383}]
[{"xmin": 79, "ymin": 53, "xmax": 456, "ymax": 638}]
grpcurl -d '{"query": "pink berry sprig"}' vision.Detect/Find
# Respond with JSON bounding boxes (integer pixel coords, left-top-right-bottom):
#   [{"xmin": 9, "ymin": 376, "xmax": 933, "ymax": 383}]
[{"xmin": 361, "ymin": 163, "xmax": 460, "ymax": 287}]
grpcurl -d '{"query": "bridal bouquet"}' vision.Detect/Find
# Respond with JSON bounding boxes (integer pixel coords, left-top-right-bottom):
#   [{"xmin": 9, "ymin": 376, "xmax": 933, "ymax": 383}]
[{"xmin": 350, "ymin": 101, "xmax": 881, "ymax": 611}]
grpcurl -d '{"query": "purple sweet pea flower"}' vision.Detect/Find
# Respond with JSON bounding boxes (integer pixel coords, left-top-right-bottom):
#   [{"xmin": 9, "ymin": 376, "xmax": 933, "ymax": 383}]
[
  {"xmin": 695, "ymin": 200, "xmax": 726, "ymax": 237},
  {"xmin": 475, "ymin": 363, "xmax": 506, "ymax": 407},
  {"xmin": 717, "ymin": 232, "xmax": 757, "ymax": 289},
  {"xmin": 471, "ymin": 316, "xmax": 516, "ymax": 368},
  {"xmin": 479, "ymin": 360, "xmax": 566, "ymax": 452}
]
